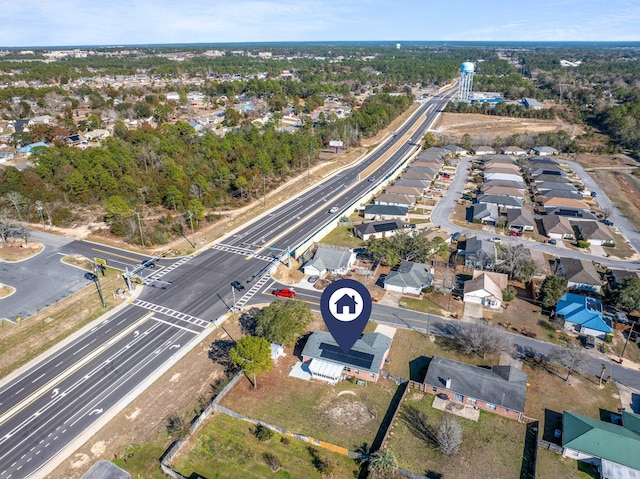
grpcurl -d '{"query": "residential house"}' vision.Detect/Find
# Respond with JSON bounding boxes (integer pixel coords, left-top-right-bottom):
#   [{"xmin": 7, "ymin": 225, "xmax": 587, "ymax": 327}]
[
  {"xmin": 540, "ymin": 215, "xmax": 575, "ymax": 239},
  {"xmin": 535, "ymin": 182, "xmax": 578, "ymax": 194},
  {"xmin": 538, "ymin": 189, "xmax": 583, "ymax": 201},
  {"xmin": 423, "ymin": 356, "xmax": 529, "ymax": 420},
  {"xmin": 393, "ymin": 178, "xmax": 431, "ymax": 191},
  {"xmin": 471, "ymin": 145, "xmax": 496, "ymax": 156},
  {"xmin": 423, "ymin": 147, "xmax": 449, "ymax": 157},
  {"xmin": 542, "ymin": 197, "xmax": 590, "ymax": 210},
  {"xmin": 545, "ymin": 207, "xmax": 598, "ymax": 221},
  {"xmin": 385, "ymin": 185, "xmax": 423, "ymax": 197},
  {"xmin": 572, "ymin": 221, "xmax": 615, "ymax": 246},
  {"xmin": 482, "ymin": 180, "xmax": 526, "ymax": 191},
  {"xmin": 562, "ymin": 410, "xmax": 640, "ymax": 479},
  {"xmin": 374, "ymin": 193, "xmax": 415, "ymax": 208},
  {"xmin": 28, "ymin": 115, "xmax": 52, "ymax": 126},
  {"xmin": 482, "ymin": 186, "xmax": 525, "ymax": 199},
  {"xmin": 483, "ymin": 165, "xmax": 521, "ymax": 176},
  {"xmin": 463, "ymin": 271, "xmax": 508, "ymax": 309},
  {"xmin": 443, "ymin": 144, "xmax": 468, "ymax": 156},
  {"xmin": 470, "ymin": 203, "xmax": 499, "ymax": 225},
  {"xmin": 506, "ymin": 208, "xmax": 535, "ymax": 231},
  {"xmin": 608, "ymin": 269, "xmax": 640, "ymax": 286},
  {"xmin": 483, "ymin": 172, "xmax": 524, "ymax": 184},
  {"xmin": 402, "ymin": 170, "xmax": 434, "ymax": 181},
  {"xmin": 0, "ymin": 152, "xmax": 15, "ymax": 163},
  {"xmin": 301, "ymin": 331, "xmax": 392, "ymax": 384},
  {"xmin": 353, "ymin": 219, "xmax": 413, "ymax": 241},
  {"xmin": 555, "ymin": 293, "xmax": 612, "ymax": 338},
  {"xmin": 464, "ymin": 236, "xmax": 496, "ymax": 270},
  {"xmin": 530, "ymin": 166, "xmax": 567, "ymax": 177},
  {"xmin": 16, "ymin": 141, "xmax": 48, "ymax": 155},
  {"xmin": 500, "ymin": 146, "xmax": 528, "ymax": 156},
  {"xmin": 533, "ymin": 146, "xmax": 559, "ymax": 156},
  {"xmin": 384, "ymin": 261, "xmax": 433, "ymax": 295},
  {"xmin": 363, "ymin": 204, "xmax": 409, "ymax": 221},
  {"xmin": 523, "ymin": 98, "xmax": 544, "ymax": 110},
  {"xmin": 83, "ymin": 129, "xmax": 111, "ymax": 141},
  {"xmin": 302, "ymin": 245, "xmax": 356, "ymax": 277},
  {"xmin": 486, "ymin": 154, "xmax": 517, "ymax": 164},
  {"xmin": 533, "ymin": 174, "xmax": 572, "ymax": 185},
  {"xmin": 477, "ymin": 194, "xmax": 524, "ymax": 210},
  {"xmin": 556, "ymin": 258, "xmax": 603, "ymax": 293}
]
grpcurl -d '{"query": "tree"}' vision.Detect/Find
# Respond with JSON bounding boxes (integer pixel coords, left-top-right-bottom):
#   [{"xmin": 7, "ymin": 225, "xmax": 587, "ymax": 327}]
[
  {"xmin": 503, "ymin": 285, "xmax": 517, "ymax": 302},
  {"xmin": 165, "ymin": 412, "xmax": 190, "ymax": 440},
  {"xmin": 602, "ymin": 206, "xmax": 614, "ymax": 220},
  {"xmin": 496, "ymin": 244, "xmax": 537, "ymax": 282},
  {"xmin": 368, "ymin": 449, "xmax": 398, "ymax": 478},
  {"xmin": 229, "ymin": 336, "xmax": 273, "ymax": 388},
  {"xmin": 104, "ymin": 195, "xmax": 132, "ymax": 222},
  {"xmin": 451, "ymin": 323, "xmax": 510, "ymax": 359},
  {"xmin": 436, "ymin": 414, "xmax": 462, "ymax": 455},
  {"xmin": 548, "ymin": 344, "xmax": 590, "ymax": 381},
  {"xmin": 255, "ymin": 300, "xmax": 313, "ymax": 347},
  {"xmin": 4, "ymin": 191, "xmax": 26, "ymax": 220},
  {"xmin": 0, "ymin": 208, "xmax": 14, "ymax": 243},
  {"xmin": 540, "ymin": 274, "xmax": 568, "ymax": 309},
  {"xmin": 611, "ymin": 277, "xmax": 640, "ymax": 312}
]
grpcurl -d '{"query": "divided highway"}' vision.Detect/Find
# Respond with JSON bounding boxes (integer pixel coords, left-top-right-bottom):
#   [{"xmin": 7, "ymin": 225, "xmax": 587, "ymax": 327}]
[{"xmin": 0, "ymin": 89, "xmax": 455, "ymax": 478}]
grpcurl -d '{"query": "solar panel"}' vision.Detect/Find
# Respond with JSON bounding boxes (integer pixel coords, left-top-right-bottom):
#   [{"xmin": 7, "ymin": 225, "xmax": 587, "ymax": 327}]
[
  {"xmin": 373, "ymin": 222, "xmax": 399, "ymax": 233},
  {"xmin": 319, "ymin": 343, "xmax": 374, "ymax": 370},
  {"xmin": 586, "ymin": 297, "xmax": 602, "ymax": 313}
]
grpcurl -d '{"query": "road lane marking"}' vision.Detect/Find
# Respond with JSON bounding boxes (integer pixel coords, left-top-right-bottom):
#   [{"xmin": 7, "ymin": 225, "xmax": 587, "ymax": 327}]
[
  {"xmin": 0, "ymin": 312, "xmax": 152, "ymax": 427},
  {"xmin": 150, "ymin": 316, "xmax": 200, "ymax": 333},
  {"xmin": 91, "ymin": 248, "xmax": 142, "ymax": 263}
]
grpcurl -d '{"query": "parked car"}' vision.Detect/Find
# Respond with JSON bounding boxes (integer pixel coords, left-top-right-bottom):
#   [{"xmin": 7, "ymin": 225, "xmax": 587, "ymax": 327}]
[
  {"xmin": 273, "ymin": 288, "xmax": 296, "ymax": 298},
  {"xmin": 583, "ymin": 335, "xmax": 596, "ymax": 349},
  {"xmin": 508, "ymin": 230, "xmax": 523, "ymax": 237},
  {"xmin": 548, "ymin": 238, "xmax": 557, "ymax": 245},
  {"xmin": 231, "ymin": 281, "xmax": 245, "ymax": 291},
  {"xmin": 601, "ymin": 219, "xmax": 614, "ymax": 226},
  {"xmin": 307, "ymin": 275, "xmax": 319, "ymax": 283}
]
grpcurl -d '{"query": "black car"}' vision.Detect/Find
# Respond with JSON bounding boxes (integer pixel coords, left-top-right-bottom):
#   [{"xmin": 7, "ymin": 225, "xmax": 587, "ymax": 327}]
[
  {"xmin": 84, "ymin": 272, "xmax": 98, "ymax": 282},
  {"xmin": 231, "ymin": 281, "xmax": 245, "ymax": 291},
  {"xmin": 141, "ymin": 259, "xmax": 156, "ymax": 269},
  {"xmin": 600, "ymin": 219, "xmax": 614, "ymax": 226}
]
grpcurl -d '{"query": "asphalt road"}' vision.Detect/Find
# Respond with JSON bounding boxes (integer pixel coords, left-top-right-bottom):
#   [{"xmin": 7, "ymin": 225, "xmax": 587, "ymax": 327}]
[
  {"xmin": 0, "ymin": 90, "xmax": 456, "ymax": 479},
  {"xmin": 0, "ymin": 231, "xmax": 89, "ymax": 323}
]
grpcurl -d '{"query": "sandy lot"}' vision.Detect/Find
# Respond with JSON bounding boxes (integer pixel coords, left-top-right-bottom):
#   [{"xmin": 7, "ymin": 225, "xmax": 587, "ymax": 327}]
[{"xmin": 433, "ymin": 112, "xmax": 583, "ymax": 139}]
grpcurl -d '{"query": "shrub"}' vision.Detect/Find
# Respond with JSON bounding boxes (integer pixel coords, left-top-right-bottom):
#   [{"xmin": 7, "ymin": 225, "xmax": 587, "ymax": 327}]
[
  {"xmin": 263, "ymin": 453, "xmax": 281, "ymax": 471},
  {"xmin": 503, "ymin": 285, "xmax": 517, "ymax": 302},
  {"xmin": 603, "ymin": 334, "xmax": 613, "ymax": 343},
  {"xmin": 254, "ymin": 424, "xmax": 274, "ymax": 442},
  {"xmin": 576, "ymin": 240, "xmax": 590, "ymax": 249}
]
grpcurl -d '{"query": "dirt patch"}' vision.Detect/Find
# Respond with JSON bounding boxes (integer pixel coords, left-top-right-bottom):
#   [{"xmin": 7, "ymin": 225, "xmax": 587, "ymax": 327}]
[
  {"xmin": 0, "ymin": 284, "xmax": 16, "ymax": 299},
  {"xmin": 589, "ymin": 170, "xmax": 640, "ymax": 232},
  {"xmin": 273, "ymin": 257, "xmax": 304, "ymax": 284},
  {"xmin": 0, "ymin": 240, "xmax": 44, "ymax": 261},
  {"xmin": 433, "ymin": 112, "xmax": 581, "ymax": 140},
  {"xmin": 323, "ymin": 398, "xmax": 376, "ymax": 428}
]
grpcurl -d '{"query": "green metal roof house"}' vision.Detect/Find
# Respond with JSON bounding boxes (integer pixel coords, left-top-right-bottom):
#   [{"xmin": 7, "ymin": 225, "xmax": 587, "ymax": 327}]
[{"xmin": 562, "ymin": 410, "xmax": 640, "ymax": 478}]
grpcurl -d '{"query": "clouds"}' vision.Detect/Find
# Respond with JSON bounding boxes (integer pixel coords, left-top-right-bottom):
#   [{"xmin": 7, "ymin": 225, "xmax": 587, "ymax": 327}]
[{"xmin": 0, "ymin": 0, "xmax": 638, "ymax": 46}]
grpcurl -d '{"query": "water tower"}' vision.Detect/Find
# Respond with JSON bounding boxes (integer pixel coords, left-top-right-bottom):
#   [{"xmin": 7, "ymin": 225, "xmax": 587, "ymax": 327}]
[{"xmin": 458, "ymin": 62, "xmax": 475, "ymax": 101}]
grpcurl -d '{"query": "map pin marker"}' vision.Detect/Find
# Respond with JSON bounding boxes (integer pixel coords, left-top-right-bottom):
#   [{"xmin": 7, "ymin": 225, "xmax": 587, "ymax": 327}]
[{"xmin": 320, "ymin": 279, "xmax": 372, "ymax": 353}]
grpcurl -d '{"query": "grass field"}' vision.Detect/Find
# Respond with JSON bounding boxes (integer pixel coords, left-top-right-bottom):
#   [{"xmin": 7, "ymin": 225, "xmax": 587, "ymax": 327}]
[
  {"xmin": 318, "ymin": 225, "xmax": 364, "ymax": 248},
  {"xmin": 172, "ymin": 413, "xmax": 361, "ymax": 479},
  {"xmin": 219, "ymin": 356, "xmax": 398, "ymax": 452}
]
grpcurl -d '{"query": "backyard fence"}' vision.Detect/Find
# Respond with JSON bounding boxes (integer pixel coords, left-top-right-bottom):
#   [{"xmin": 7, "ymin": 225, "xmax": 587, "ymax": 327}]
[{"xmin": 538, "ymin": 439, "xmax": 563, "ymax": 454}]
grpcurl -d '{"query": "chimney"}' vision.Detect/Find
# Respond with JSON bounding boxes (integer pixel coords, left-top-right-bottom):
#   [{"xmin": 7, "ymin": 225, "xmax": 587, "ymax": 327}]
[{"xmin": 445, "ymin": 378, "xmax": 452, "ymax": 389}]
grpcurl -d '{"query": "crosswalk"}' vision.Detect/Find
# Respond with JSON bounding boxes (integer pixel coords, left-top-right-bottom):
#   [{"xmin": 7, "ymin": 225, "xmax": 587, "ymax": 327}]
[
  {"xmin": 132, "ymin": 299, "xmax": 210, "ymax": 329},
  {"xmin": 211, "ymin": 243, "xmax": 275, "ymax": 262},
  {"xmin": 143, "ymin": 254, "xmax": 196, "ymax": 285},
  {"xmin": 235, "ymin": 273, "xmax": 273, "ymax": 309}
]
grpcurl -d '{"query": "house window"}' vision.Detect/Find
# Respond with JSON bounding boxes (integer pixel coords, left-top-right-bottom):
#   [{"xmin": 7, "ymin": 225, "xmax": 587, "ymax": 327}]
[
  {"xmin": 467, "ymin": 398, "xmax": 477, "ymax": 405},
  {"xmin": 432, "ymin": 386, "xmax": 437, "ymax": 393},
  {"xmin": 370, "ymin": 373, "xmax": 375, "ymax": 379},
  {"xmin": 354, "ymin": 370, "xmax": 360, "ymax": 374},
  {"xmin": 487, "ymin": 403, "xmax": 496, "ymax": 411},
  {"xmin": 344, "ymin": 367, "xmax": 351, "ymax": 372}
]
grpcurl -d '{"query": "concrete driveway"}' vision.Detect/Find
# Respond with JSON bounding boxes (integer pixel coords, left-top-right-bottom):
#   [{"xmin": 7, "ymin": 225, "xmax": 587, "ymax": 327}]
[{"xmin": 463, "ymin": 301, "xmax": 484, "ymax": 323}]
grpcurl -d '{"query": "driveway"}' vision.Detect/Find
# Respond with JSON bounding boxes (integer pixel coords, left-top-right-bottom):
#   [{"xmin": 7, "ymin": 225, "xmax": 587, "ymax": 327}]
[{"xmin": 462, "ymin": 302, "xmax": 484, "ymax": 323}]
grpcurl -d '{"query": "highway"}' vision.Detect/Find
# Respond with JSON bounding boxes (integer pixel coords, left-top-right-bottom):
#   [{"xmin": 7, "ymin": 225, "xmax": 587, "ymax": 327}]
[{"xmin": 0, "ymin": 89, "xmax": 455, "ymax": 479}]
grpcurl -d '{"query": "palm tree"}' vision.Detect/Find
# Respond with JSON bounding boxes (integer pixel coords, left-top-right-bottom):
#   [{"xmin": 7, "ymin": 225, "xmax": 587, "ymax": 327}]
[{"xmin": 368, "ymin": 449, "xmax": 398, "ymax": 477}]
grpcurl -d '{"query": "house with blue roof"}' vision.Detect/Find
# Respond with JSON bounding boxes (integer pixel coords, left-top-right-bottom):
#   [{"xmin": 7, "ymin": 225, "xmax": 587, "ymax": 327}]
[
  {"xmin": 16, "ymin": 141, "xmax": 48, "ymax": 155},
  {"xmin": 555, "ymin": 293, "xmax": 613, "ymax": 339}
]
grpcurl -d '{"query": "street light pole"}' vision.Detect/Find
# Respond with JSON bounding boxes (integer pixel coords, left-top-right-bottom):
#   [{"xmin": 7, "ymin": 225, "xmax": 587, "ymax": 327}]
[
  {"xmin": 136, "ymin": 212, "xmax": 145, "ymax": 248},
  {"xmin": 620, "ymin": 321, "xmax": 637, "ymax": 363},
  {"xmin": 231, "ymin": 286, "xmax": 237, "ymax": 318}
]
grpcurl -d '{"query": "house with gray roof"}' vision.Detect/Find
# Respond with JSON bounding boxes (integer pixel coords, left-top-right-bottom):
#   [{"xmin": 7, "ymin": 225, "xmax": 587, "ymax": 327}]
[
  {"xmin": 506, "ymin": 208, "xmax": 534, "ymax": 231},
  {"xmin": 562, "ymin": 410, "xmax": 640, "ymax": 478},
  {"xmin": 572, "ymin": 220, "xmax": 615, "ymax": 246},
  {"xmin": 471, "ymin": 145, "xmax": 496, "ymax": 156},
  {"xmin": 401, "ymin": 169, "xmax": 435, "ymax": 181},
  {"xmin": 394, "ymin": 178, "xmax": 430, "ymax": 191},
  {"xmin": 545, "ymin": 207, "xmax": 598, "ymax": 221},
  {"xmin": 500, "ymin": 146, "xmax": 527, "ymax": 156},
  {"xmin": 301, "ymin": 331, "xmax": 392, "ymax": 384},
  {"xmin": 556, "ymin": 258, "xmax": 603, "ymax": 293},
  {"xmin": 423, "ymin": 147, "xmax": 449, "ymax": 157},
  {"xmin": 363, "ymin": 204, "xmax": 409, "ymax": 220},
  {"xmin": 533, "ymin": 174, "xmax": 571, "ymax": 184},
  {"xmin": 423, "ymin": 356, "xmax": 529, "ymax": 420},
  {"xmin": 383, "ymin": 261, "xmax": 433, "ymax": 295},
  {"xmin": 539, "ymin": 189, "xmax": 583, "ymax": 201},
  {"xmin": 486, "ymin": 154, "xmax": 517, "ymax": 164},
  {"xmin": 535, "ymin": 181, "xmax": 578, "ymax": 194},
  {"xmin": 470, "ymin": 203, "xmax": 499, "ymax": 225},
  {"xmin": 374, "ymin": 193, "xmax": 415, "ymax": 208},
  {"xmin": 482, "ymin": 186, "xmax": 526, "ymax": 199},
  {"xmin": 464, "ymin": 236, "xmax": 496, "ymax": 270},
  {"xmin": 477, "ymin": 194, "xmax": 523, "ymax": 210},
  {"xmin": 385, "ymin": 185, "xmax": 423, "ymax": 197},
  {"xmin": 302, "ymin": 245, "xmax": 356, "ymax": 277},
  {"xmin": 482, "ymin": 180, "xmax": 526, "ymax": 191},
  {"xmin": 353, "ymin": 219, "xmax": 413, "ymax": 241},
  {"xmin": 540, "ymin": 215, "xmax": 574, "ymax": 239},
  {"xmin": 533, "ymin": 146, "xmax": 559, "ymax": 156},
  {"xmin": 443, "ymin": 144, "xmax": 468, "ymax": 156},
  {"xmin": 524, "ymin": 98, "xmax": 543, "ymax": 110}
]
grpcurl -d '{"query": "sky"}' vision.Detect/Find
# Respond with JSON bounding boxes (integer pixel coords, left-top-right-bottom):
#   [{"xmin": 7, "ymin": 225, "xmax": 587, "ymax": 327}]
[{"xmin": 1, "ymin": 0, "xmax": 639, "ymax": 47}]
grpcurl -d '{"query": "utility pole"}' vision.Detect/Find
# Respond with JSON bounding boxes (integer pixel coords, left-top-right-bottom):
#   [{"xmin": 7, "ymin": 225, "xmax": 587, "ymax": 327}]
[
  {"xmin": 231, "ymin": 285, "xmax": 237, "ymax": 318},
  {"xmin": 187, "ymin": 211, "xmax": 195, "ymax": 247},
  {"xmin": 263, "ymin": 176, "xmax": 266, "ymax": 205},
  {"xmin": 35, "ymin": 200, "xmax": 45, "ymax": 229},
  {"xmin": 620, "ymin": 321, "xmax": 637, "ymax": 364},
  {"xmin": 136, "ymin": 212, "xmax": 145, "ymax": 248}
]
